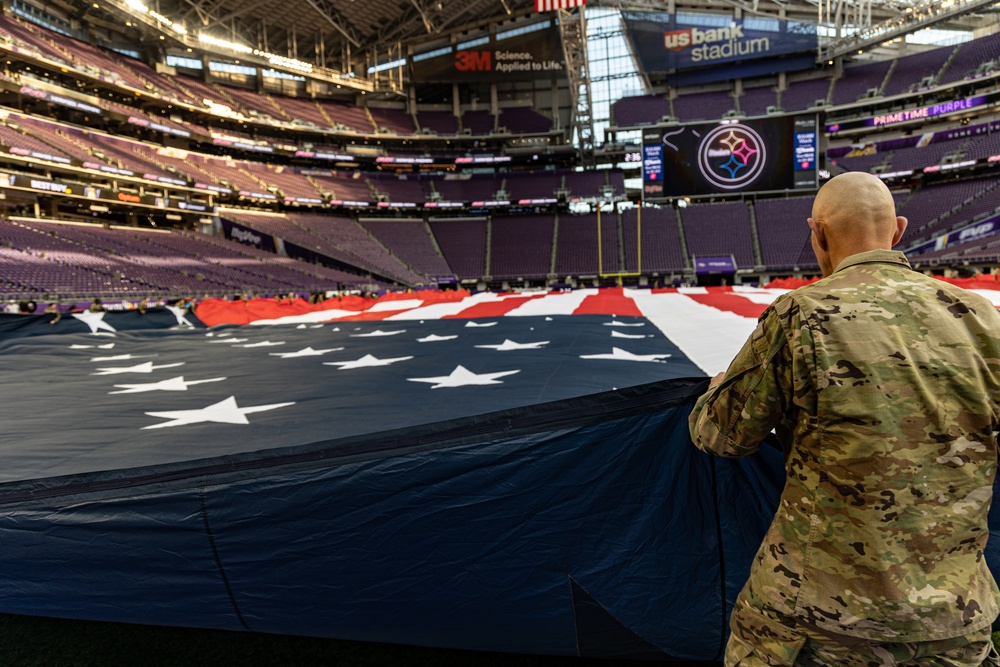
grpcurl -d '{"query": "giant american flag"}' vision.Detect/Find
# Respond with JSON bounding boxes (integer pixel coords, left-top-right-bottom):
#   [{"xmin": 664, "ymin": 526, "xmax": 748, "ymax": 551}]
[{"xmin": 2, "ymin": 282, "xmax": 999, "ymax": 660}]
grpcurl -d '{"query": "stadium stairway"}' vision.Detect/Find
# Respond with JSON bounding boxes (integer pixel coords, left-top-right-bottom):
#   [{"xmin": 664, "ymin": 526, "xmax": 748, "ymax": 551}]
[
  {"xmin": 549, "ymin": 214, "xmax": 560, "ymax": 278},
  {"xmin": 674, "ymin": 207, "xmax": 692, "ymax": 270},
  {"xmin": 747, "ymin": 202, "xmax": 764, "ymax": 269},
  {"xmin": 483, "ymin": 216, "xmax": 492, "ymax": 281}
]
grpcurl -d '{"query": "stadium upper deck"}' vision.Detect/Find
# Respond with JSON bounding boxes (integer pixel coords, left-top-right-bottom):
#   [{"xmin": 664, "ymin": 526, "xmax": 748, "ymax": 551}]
[{"xmin": 0, "ymin": 1, "xmax": 998, "ymax": 299}]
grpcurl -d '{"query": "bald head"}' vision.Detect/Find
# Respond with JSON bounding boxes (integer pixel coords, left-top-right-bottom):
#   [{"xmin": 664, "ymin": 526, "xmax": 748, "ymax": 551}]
[{"xmin": 808, "ymin": 172, "xmax": 907, "ymax": 275}]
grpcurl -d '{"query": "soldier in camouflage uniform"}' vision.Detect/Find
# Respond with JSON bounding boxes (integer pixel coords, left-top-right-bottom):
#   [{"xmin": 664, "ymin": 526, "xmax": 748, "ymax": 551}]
[{"xmin": 689, "ymin": 172, "xmax": 1000, "ymax": 666}]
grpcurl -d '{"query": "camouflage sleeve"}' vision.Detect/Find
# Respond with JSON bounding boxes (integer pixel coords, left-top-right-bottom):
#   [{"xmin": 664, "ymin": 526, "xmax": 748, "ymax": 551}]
[{"xmin": 688, "ymin": 301, "xmax": 795, "ymax": 458}]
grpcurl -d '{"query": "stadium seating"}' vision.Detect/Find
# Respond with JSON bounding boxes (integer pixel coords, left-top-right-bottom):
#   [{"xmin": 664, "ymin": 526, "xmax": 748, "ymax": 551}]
[
  {"xmin": 368, "ymin": 107, "xmax": 417, "ymax": 135},
  {"xmin": 672, "ymin": 89, "xmax": 736, "ymax": 122},
  {"xmin": 881, "ymin": 45, "xmax": 954, "ymax": 96},
  {"xmin": 289, "ymin": 213, "xmax": 426, "ymax": 283},
  {"xmin": 621, "ymin": 207, "xmax": 686, "ymax": 275},
  {"xmin": 938, "ymin": 32, "xmax": 1000, "ymax": 84},
  {"xmin": 358, "ymin": 218, "xmax": 454, "ymax": 278},
  {"xmin": 416, "ymin": 110, "xmax": 460, "ymax": 135},
  {"xmin": 431, "ymin": 175, "xmax": 502, "ymax": 202},
  {"xmin": 0, "ymin": 217, "xmax": 366, "ymax": 297},
  {"xmin": 503, "ymin": 171, "xmax": 561, "ymax": 201},
  {"xmin": 963, "ymin": 131, "xmax": 1000, "ymax": 161},
  {"xmin": 367, "ymin": 174, "xmax": 429, "ymax": 203},
  {"xmin": 611, "ymin": 95, "xmax": 671, "ymax": 127},
  {"xmin": 0, "ymin": 123, "xmax": 73, "ymax": 163},
  {"xmin": 830, "ymin": 60, "xmax": 892, "ymax": 106},
  {"xmin": 555, "ymin": 213, "xmax": 618, "ymax": 276},
  {"xmin": 428, "ymin": 218, "xmax": 488, "ymax": 279},
  {"xmin": 753, "ymin": 197, "xmax": 816, "ymax": 270},
  {"xmin": 462, "ymin": 110, "xmax": 496, "ymax": 135},
  {"xmin": 775, "ymin": 76, "xmax": 830, "ymax": 112},
  {"xmin": 498, "ymin": 107, "xmax": 554, "ymax": 134},
  {"xmin": 739, "ymin": 85, "xmax": 778, "ymax": 117},
  {"xmin": 489, "ymin": 215, "xmax": 554, "ymax": 279},
  {"xmin": 885, "ymin": 136, "xmax": 967, "ymax": 172},
  {"xmin": 2, "ymin": 6, "xmax": 1000, "ymax": 299},
  {"xmin": 680, "ymin": 201, "xmax": 756, "ymax": 270},
  {"xmin": 308, "ymin": 172, "xmax": 375, "ymax": 201},
  {"xmin": 563, "ymin": 170, "xmax": 608, "ymax": 199}
]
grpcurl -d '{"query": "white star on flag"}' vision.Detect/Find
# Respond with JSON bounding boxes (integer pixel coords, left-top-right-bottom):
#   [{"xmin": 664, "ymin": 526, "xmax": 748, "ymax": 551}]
[
  {"xmin": 603, "ymin": 321, "xmax": 645, "ymax": 328},
  {"xmin": 72, "ymin": 311, "xmax": 117, "ymax": 334},
  {"xmin": 350, "ymin": 329, "xmax": 407, "ymax": 338},
  {"xmin": 323, "ymin": 354, "xmax": 414, "ymax": 370},
  {"xmin": 90, "ymin": 354, "xmax": 147, "ymax": 362},
  {"xmin": 92, "ymin": 361, "xmax": 185, "ymax": 376},
  {"xmin": 417, "ymin": 334, "xmax": 458, "ymax": 343},
  {"xmin": 269, "ymin": 347, "xmax": 344, "ymax": 359},
  {"xmin": 611, "ymin": 331, "xmax": 650, "ymax": 340},
  {"xmin": 70, "ymin": 343, "xmax": 115, "ymax": 350},
  {"xmin": 165, "ymin": 305, "xmax": 194, "ymax": 327},
  {"xmin": 407, "ymin": 365, "xmax": 520, "ymax": 389},
  {"xmin": 238, "ymin": 341, "xmax": 285, "ymax": 348},
  {"xmin": 579, "ymin": 347, "xmax": 671, "ymax": 363},
  {"xmin": 109, "ymin": 376, "xmax": 227, "ymax": 394},
  {"xmin": 475, "ymin": 339, "xmax": 550, "ymax": 351},
  {"xmin": 464, "ymin": 321, "xmax": 497, "ymax": 328},
  {"xmin": 209, "ymin": 338, "xmax": 248, "ymax": 344},
  {"xmin": 142, "ymin": 395, "xmax": 295, "ymax": 429}
]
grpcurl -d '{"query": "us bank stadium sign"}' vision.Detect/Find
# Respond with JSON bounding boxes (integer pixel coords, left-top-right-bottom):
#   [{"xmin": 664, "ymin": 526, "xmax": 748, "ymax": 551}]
[{"xmin": 623, "ymin": 11, "xmax": 816, "ymax": 72}]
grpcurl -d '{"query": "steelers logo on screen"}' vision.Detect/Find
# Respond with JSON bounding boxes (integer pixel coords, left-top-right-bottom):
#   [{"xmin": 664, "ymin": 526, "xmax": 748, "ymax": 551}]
[{"xmin": 696, "ymin": 123, "xmax": 767, "ymax": 191}]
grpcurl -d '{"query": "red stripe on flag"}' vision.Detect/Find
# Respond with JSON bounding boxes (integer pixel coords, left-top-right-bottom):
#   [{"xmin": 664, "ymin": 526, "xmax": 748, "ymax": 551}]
[
  {"xmin": 685, "ymin": 293, "xmax": 769, "ymax": 319},
  {"xmin": 573, "ymin": 288, "xmax": 643, "ymax": 317}
]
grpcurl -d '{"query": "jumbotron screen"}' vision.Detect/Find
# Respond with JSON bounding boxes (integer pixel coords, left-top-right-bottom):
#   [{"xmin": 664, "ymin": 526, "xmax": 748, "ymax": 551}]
[{"xmin": 642, "ymin": 115, "xmax": 818, "ymax": 198}]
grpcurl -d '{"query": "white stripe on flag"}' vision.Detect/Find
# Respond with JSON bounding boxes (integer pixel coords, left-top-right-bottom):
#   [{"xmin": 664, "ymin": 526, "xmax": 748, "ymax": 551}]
[
  {"xmin": 504, "ymin": 289, "xmax": 598, "ymax": 317},
  {"xmin": 629, "ymin": 289, "xmax": 759, "ymax": 376},
  {"xmin": 385, "ymin": 292, "xmax": 499, "ymax": 320},
  {"xmin": 366, "ymin": 299, "xmax": 425, "ymax": 312}
]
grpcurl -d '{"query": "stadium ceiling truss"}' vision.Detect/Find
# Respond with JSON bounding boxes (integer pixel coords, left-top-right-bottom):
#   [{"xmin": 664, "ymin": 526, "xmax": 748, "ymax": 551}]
[
  {"xmin": 88, "ymin": 0, "xmax": 541, "ymax": 79},
  {"xmin": 61, "ymin": 0, "xmax": 1000, "ymax": 93}
]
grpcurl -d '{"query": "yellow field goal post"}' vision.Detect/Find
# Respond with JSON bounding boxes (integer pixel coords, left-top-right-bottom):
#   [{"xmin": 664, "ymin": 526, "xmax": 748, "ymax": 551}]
[{"xmin": 597, "ymin": 201, "xmax": 642, "ymax": 281}]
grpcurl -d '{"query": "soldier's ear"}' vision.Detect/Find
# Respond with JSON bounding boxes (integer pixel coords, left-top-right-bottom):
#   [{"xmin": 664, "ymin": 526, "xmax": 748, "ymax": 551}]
[
  {"xmin": 808, "ymin": 218, "xmax": 828, "ymax": 251},
  {"xmin": 892, "ymin": 216, "xmax": 907, "ymax": 247}
]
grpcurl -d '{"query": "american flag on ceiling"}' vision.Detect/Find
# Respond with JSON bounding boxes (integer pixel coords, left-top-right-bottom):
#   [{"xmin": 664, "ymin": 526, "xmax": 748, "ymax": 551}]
[{"xmin": 534, "ymin": 0, "xmax": 585, "ymax": 12}]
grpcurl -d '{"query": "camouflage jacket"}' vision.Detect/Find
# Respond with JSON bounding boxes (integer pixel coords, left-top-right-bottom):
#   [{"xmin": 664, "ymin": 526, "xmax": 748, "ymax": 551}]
[{"xmin": 689, "ymin": 249, "xmax": 1000, "ymax": 642}]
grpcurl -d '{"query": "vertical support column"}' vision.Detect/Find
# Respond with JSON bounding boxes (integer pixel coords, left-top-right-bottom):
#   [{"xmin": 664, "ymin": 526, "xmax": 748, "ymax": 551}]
[
  {"xmin": 551, "ymin": 79, "xmax": 559, "ymax": 130},
  {"xmin": 558, "ymin": 7, "xmax": 595, "ymax": 166}
]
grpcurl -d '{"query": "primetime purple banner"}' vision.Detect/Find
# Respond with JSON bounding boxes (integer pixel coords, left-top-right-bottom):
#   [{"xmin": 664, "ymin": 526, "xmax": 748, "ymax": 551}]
[{"xmin": 623, "ymin": 11, "xmax": 816, "ymax": 74}]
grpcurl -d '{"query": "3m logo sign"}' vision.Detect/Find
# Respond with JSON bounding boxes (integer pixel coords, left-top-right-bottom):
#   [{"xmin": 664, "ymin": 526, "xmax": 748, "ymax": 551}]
[{"xmin": 455, "ymin": 50, "xmax": 491, "ymax": 72}]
